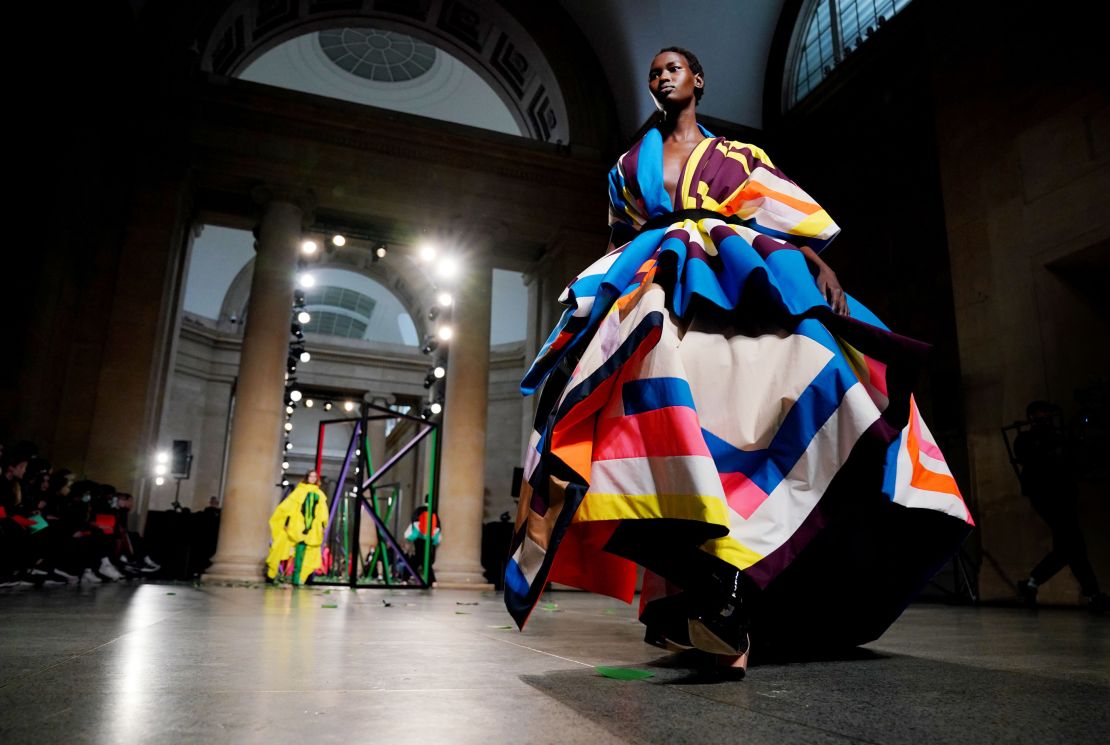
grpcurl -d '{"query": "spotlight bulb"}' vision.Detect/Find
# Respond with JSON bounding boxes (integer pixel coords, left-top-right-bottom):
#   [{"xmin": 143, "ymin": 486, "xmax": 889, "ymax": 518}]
[
  {"xmin": 281, "ymin": 461, "xmax": 290, "ymax": 470},
  {"xmin": 285, "ymin": 405, "xmax": 294, "ymax": 415},
  {"xmin": 301, "ymin": 240, "xmax": 318, "ymax": 255},
  {"xmin": 343, "ymin": 401, "xmax": 355, "ymax": 412},
  {"xmin": 436, "ymin": 291, "xmax": 453, "ymax": 307},
  {"xmin": 436, "ymin": 256, "xmax": 460, "ymax": 279},
  {"xmin": 155, "ymin": 476, "xmax": 165, "ymax": 486},
  {"xmin": 156, "ymin": 451, "xmax": 170, "ymax": 464},
  {"xmin": 331, "ymin": 234, "xmax": 346, "ymax": 247},
  {"xmin": 433, "ymin": 366, "xmax": 446, "ymax": 379},
  {"xmin": 375, "ymin": 245, "xmax": 387, "ymax": 259},
  {"xmin": 299, "ymin": 351, "xmax": 311, "ymax": 363},
  {"xmin": 298, "ymin": 273, "xmax": 316, "ymax": 289},
  {"xmin": 284, "ymin": 422, "xmax": 294, "ymax": 432},
  {"xmin": 437, "ymin": 326, "xmax": 454, "ymax": 341},
  {"xmin": 298, "ymin": 311, "xmax": 311, "ymax": 324},
  {"xmin": 282, "ymin": 479, "xmax": 290, "ymax": 487},
  {"xmin": 305, "ymin": 399, "xmax": 314, "ymax": 408},
  {"xmin": 285, "ymin": 442, "xmax": 293, "ymax": 451},
  {"xmin": 418, "ymin": 242, "xmax": 437, "ymax": 263},
  {"xmin": 324, "ymin": 402, "xmax": 333, "ymax": 411},
  {"xmin": 430, "ymin": 402, "xmax": 443, "ymax": 415},
  {"xmin": 289, "ymin": 390, "xmax": 302, "ymax": 402},
  {"xmin": 154, "ymin": 464, "xmax": 168, "ymax": 476}
]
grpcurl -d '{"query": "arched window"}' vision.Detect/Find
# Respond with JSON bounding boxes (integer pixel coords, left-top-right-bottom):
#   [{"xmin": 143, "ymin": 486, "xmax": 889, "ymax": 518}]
[{"xmin": 786, "ymin": 0, "xmax": 914, "ymax": 108}]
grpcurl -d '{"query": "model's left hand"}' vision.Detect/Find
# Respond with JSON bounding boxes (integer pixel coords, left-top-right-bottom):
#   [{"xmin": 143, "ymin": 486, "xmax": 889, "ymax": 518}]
[{"xmin": 815, "ymin": 264, "xmax": 850, "ymax": 316}]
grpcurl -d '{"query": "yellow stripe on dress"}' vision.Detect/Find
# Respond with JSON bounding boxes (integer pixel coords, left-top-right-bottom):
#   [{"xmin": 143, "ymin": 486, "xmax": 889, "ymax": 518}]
[
  {"xmin": 574, "ymin": 491, "xmax": 732, "ymax": 526},
  {"xmin": 680, "ymin": 138, "xmax": 717, "ymax": 209}
]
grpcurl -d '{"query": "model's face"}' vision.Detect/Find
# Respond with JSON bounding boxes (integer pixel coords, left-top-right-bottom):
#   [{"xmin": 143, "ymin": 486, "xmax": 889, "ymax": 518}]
[
  {"xmin": 307, "ymin": 471, "xmax": 319, "ymax": 485},
  {"xmin": 648, "ymin": 51, "xmax": 701, "ymax": 109}
]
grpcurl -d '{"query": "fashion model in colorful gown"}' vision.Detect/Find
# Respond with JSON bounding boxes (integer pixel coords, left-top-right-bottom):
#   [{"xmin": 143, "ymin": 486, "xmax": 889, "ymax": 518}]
[{"xmin": 505, "ymin": 48, "xmax": 973, "ymax": 671}]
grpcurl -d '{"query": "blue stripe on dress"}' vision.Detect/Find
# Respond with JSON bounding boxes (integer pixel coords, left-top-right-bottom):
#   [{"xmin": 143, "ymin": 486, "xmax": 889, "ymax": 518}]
[
  {"xmin": 622, "ymin": 377, "xmax": 696, "ymax": 416},
  {"xmin": 701, "ymin": 357, "xmax": 857, "ymax": 494}
]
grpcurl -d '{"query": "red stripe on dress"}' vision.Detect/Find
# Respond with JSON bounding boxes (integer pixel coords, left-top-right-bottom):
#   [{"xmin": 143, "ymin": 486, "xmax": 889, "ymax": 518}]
[{"xmin": 593, "ymin": 406, "xmax": 710, "ymax": 461}]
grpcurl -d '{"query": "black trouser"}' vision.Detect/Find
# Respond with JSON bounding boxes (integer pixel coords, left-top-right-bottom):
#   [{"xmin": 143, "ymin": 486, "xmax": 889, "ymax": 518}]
[{"xmin": 1028, "ymin": 495, "xmax": 1100, "ymax": 596}]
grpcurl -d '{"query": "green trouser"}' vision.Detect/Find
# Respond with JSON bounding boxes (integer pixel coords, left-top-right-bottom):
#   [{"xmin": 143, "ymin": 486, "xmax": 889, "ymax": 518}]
[{"xmin": 293, "ymin": 543, "xmax": 306, "ymax": 585}]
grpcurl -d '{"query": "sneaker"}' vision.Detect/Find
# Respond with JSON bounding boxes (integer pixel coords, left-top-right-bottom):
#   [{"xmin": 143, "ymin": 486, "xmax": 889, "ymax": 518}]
[
  {"xmin": 98, "ymin": 557, "xmax": 123, "ymax": 581},
  {"xmin": 142, "ymin": 556, "xmax": 161, "ymax": 572},
  {"xmin": 53, "ymin": 568, "xmax": 80, "ymax": 584},
  {"xmin": 1016, "ymin": 579, "xmax": 1038, "ymax": 608},
  {"xmin": 81, "ymin": 568, "xmax": 109, "ymax": 584}
]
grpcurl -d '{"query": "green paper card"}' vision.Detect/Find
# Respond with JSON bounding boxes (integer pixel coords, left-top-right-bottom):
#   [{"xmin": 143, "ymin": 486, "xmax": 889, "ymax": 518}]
[{"xmin": 595, "ymin": 667, "xmax": 654, "ymax": 681}]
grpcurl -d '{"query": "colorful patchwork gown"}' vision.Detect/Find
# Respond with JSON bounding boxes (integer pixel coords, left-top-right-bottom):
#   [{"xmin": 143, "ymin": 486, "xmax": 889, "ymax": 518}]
[{"xmin": 505, "ymin": 126, "xmax": 974, "ymax": 650}]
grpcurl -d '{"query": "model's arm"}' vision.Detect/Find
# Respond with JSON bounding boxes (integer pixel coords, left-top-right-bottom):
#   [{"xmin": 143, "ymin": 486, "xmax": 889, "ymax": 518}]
[{"xmin": 797, "ymin": 243, "xmax": 849, "ymax": 316}]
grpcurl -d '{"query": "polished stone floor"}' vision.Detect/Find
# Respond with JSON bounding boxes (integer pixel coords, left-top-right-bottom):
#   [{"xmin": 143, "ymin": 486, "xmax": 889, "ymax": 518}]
[{"xmin": 0, "ymin": 583, "xmax": 1107, "ymax": 744}]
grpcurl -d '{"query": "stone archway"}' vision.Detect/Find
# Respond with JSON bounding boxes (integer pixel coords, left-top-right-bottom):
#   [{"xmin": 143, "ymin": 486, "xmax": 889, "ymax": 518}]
[
  {"xmin": 218, "ymin": 243, "xmax": 436, "ymax": 342},
  {"xmin": 201, "ymin": 0, "xmax": 570, "ymax": 144}
]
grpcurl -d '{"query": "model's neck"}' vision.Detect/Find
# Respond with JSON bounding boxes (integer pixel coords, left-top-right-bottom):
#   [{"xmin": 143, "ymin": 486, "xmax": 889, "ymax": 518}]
[{"xmin": 658, "ymin": 104, "xmax": 700, "ymax": 141}]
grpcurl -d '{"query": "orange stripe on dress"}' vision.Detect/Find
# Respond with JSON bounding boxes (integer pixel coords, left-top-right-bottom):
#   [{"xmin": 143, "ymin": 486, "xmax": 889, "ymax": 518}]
[
  {"xmin": 905, "ymin": 403, "xmax": 963, "ymax": 498},
  {"xmin": 732, "ymin": 182, "xmax": 821, "ymax": 216}
]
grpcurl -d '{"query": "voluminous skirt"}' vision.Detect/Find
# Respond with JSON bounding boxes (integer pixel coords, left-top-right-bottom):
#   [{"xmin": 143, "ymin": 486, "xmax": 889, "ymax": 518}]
[{"xmin": 505, "ymin": 133, "xmax": 973, "ymax": 651}]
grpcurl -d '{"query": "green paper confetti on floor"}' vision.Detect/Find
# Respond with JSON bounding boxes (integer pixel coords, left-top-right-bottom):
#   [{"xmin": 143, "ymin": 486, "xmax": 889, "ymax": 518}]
[
  {"xmin": 602, "ymin": 608, "xmax": 617, "ymax": 615},
  {"xmin": 321, "ymin": 604, "xmax": 338, "ymax": 608},
  {"xmin": 455, "ymin": 611, "xmax": 470, "ymax": 615},
  {"xmin": 541, "ymin": 603, "xmax": 560, "ymax": 611},
  {"xmin": 595, "ymin": 667, "xmax": 654, "ymax": 681}
]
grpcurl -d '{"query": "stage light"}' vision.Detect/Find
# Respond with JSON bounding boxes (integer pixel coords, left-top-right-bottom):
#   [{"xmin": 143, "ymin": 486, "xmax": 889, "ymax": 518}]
[
  {"xmin": 418, "ymin": 242, "xmax": 437, "ymax": 263},
  {"xmin": 323, "ymin": 402, "xmax": 333, "ymax": 411},
  {"xmin": 437, "ymin": 326, "xmax": 454, "ymax": 341},
  {"xmin": 355, "ymin": 449, "xmax": 361, "ymax": 456},
  {"xmin": 285, "ymin": 442, "xmax": 293, "ymax": 451},
  {"xmin": 298, "ymin": 311, "xmax": 311, "ymax": 324},
  {"xmin": 298, "ymin": 273, "xmax": 316, "ymax": 288},
  {"xmin": 156, "ymin": 451, "xmax": 170, "ymax": 464},
  {"xmin": 428, "ymin": 306, "xmax": 441, "ymax": 321},
  {"xmin": 284, "ymin": 372, "xmax": 289, "ymax": 381},
  {"xmin": 436, "ymin": 256, "xmax": 460, "ymax": 280},
  {"xmin": 331, "ymin": 234, "xmax": 346, "ymax": 247},
  {"xmin": 436, "ymin": 291, "xmax": 453, "ymax": 307},
  {"xmin": 285, "ymin": 405, "xmax": 294, "ymax": 415},
  {"xmin": 294, "ymin": 289, "xmax": 306, "ymax": 306},
  {"xmin": 375, "ymin": 245, "xmax": 387, "ymax": 259},
  {"xmin": 289, "ymin": 390, "xmax": 302, "ymax": 402},
  {"xmin": 282, "ymin": 479, "xmax": 290, "ymax": 487},
  {"xmin": 433, "ymin": 365, "xmax": 446, "ymax": 379},
  {"xmin": 305, "ymin": 399, "xmax": 314, "ymax": 408},
  {"xmin": 281, "ymin": 461, "xmax": 289, "ymax": 470},
  {"xmin": 154, "ymin": 464, "xmax": 168, "ymax": 476},
  {"xmin": 155, "ymin": 476, "xmax": 165, "ymax": 486},
  {"xmin": 423, "ymin": 374, "xmax": 434, "ymax": 389},
  {"xmin": 343, "ymin": 401, "xmax": 355, "ymax": 412},
  {"xmin": 301, "ymin": 240, "xmax": 319, "ymax": 255},
  {"xmin": 284, "ymin": 422, "xmax": 294, "ymax": 432},
  {"xmin": 430, "ymin": 402, "xmax": 443, "ymax": 415},
  {"xmin": 421, "ymin": 338, "xmax": 438, "ymax": 355},
  {"xmin": 299, "ymin": 351, "xmax": 311, "ymax": 363}
]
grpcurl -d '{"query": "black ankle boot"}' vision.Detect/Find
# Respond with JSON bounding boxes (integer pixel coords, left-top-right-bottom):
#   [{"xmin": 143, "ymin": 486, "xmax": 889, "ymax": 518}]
[{"xmin": 687, "ymin": 569, "xmax": 750, "ymax": 656}]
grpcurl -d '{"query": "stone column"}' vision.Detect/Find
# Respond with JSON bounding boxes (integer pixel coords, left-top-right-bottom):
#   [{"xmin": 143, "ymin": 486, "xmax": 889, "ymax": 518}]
[
  {"xmin": 434, "ymin": 257, "xmax": 494, "ymax": 588},
  {"xmin": 205, "ymin": 193, "xmax": 307, "ymax": 581}
]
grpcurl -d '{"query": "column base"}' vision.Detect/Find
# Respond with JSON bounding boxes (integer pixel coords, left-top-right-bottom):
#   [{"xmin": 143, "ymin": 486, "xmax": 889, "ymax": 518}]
[{"xmin": 204, "ymin": 554, "xmax": 266, "ymax": 583}]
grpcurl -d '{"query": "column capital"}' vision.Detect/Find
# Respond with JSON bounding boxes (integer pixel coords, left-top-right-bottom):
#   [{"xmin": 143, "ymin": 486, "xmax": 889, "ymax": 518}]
[{"xmin": 250, "ymin": 183, "xmax": 317, "ymax": 228}]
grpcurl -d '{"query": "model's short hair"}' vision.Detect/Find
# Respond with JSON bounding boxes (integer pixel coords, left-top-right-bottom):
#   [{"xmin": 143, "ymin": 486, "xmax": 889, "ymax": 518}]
[{"xmin": 656, "ymin": 46, "xmax": 705, "ymax": 103}]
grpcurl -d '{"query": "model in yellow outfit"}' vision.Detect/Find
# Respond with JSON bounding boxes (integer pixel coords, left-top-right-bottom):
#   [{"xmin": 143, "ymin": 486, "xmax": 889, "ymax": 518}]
[{"xmin": 266, "ymin": 470, "xmax": 329, "ymax": 585}]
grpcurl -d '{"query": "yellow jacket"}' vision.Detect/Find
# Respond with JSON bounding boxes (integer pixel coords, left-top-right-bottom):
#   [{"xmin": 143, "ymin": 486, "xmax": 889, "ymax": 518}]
[{"xmin": 265, "ymin": 482, "xmax": 329, "ymax": 583}]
